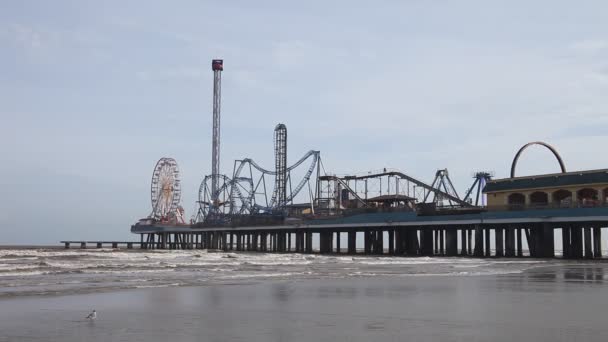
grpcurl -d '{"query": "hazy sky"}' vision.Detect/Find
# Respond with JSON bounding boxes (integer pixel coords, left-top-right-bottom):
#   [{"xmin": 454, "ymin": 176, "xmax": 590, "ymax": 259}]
[{"xmin": 2, "ymin": 1, "xmax": 608, "ymax": 244}]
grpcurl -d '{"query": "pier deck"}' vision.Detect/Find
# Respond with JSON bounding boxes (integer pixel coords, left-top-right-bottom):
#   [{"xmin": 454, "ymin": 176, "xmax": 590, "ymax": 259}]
[{"xmin": 128, "ymin": 207, "xmax": 608, "ymax": 259}]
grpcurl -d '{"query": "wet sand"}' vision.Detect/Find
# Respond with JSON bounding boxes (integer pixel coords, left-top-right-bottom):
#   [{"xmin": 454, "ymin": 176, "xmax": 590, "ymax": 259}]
[{"xmin": 1, "ymin": 264, "xmax": 607, "ymax": 342}]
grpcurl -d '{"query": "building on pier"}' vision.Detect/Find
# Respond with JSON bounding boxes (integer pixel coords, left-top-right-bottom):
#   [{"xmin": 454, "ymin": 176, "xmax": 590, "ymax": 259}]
[{"xmin": 484, "ymin": 169, "xmax": 608, "ymax": 209}]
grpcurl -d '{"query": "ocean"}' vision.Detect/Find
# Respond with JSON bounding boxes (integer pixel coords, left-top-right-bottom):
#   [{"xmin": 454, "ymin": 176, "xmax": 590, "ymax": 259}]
[{"xmin": 1, "ymin": 248, "xmax": 607, "ymax": 341}]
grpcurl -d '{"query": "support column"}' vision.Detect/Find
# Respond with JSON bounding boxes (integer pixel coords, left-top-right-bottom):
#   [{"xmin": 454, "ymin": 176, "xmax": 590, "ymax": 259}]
[
  {"xmin": 593, "ymin": 226, "xmax": 602, "ymax": 258},
  {"xmin": 405, "ymin": 229, "xmax": 419, "ymax": 255},
  {"xmin": 584, "ymin": 227, "xmax": 593, "ymax": 259},
  {"xmin": 561, "ymin": 226, "xmax": 570, "ymax": 258},
  {"xmin": 571, "ymin": 225, "xmax": 583, "ymax": 259},
  {"xmin": 348, "ymin": 231, "xmax": 357, "ymax": 254},
  {"xmin": 445, "ymin": 229, "xmax": 458, "ymax": 256},
  {"xmin": 467, "ymin": 228, "xmax": 472, "ymax": 255},
  {"xmin": 474, "ymin": 225, "xmax": 483, "ymax": 257},
  {"xmin": 395, "ymin": 230, "xmax": 403, "ymax": 255},
  {"xmin": 505, "ymin": 226, "xmax": 515, "ymax": 257},
  {"xmin": 294, "ymin": 232, "xmax": 300, "ymax": 252},
  {"xmin": 525, "ymin": 228, "xmax": 535, "ymax": 257},
  {"xmin": 542, "ymin": 223, "xmax": 554, "ymax": 258},
  {"xmin": 388, "ymin": 230, "xmax": 394, "ymax": 255},
  {"xmin": 495, "ymin": 226, "xmax": 504, "ymax": 257},
  {"xmin": 484, "ymin": 227, "xmax": 491, "ymax": 257},
  {"xmin": 516, "ymin": 228, "xmax": 523, "ymax": 257},
  {"xmin": 306, "ymin": 232, "xmax": 313, "ymax": 253},
  {"xmin": 460, "ymin": 228, "xmax": 467, "ymax": 256},
  {"xmin": 439, "ymin": 229, "xmax": 444, "ymax": 255},
  {"xmin": 376, "ymin": 230, "xmax": 384, "ymax": 255},
  {"xmin": 421, "ymin": 229, "xmax": 434, "ymax": 256},
  {"xmin": 364, "ymin": 230, "xmax": 371, "ymax": 254},
  {"xmin": 320, "ymin": 231, "xmax": 331, "ymax": 254},
  {"xmin": 335, "ymin": 232, "xmax": 340, "ymax": 254}
]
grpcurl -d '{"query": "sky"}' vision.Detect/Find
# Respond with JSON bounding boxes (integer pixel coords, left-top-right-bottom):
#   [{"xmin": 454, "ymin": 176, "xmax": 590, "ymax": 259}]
[{"xmin": 1, "ymin": 1, "xmax": 608, "ymax": 244}]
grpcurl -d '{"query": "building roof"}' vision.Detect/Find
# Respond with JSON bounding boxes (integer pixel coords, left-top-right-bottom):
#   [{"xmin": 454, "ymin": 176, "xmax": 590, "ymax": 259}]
[
  {"xmin": 286, "ymin": 203, "xmax": 312, "ymax": 208},
  {"xmin": 365, "ymin": 194, "xmax": 416, "ymax": 203},
  {"xmin": 484, "ymin": 168, "xmax": 608, "ymax": 193}
]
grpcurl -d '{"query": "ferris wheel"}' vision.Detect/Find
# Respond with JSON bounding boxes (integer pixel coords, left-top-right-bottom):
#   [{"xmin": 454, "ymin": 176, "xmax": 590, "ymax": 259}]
[{"xmin": 150, "ymin": 157, "xmax": 182, "ymax": 219}]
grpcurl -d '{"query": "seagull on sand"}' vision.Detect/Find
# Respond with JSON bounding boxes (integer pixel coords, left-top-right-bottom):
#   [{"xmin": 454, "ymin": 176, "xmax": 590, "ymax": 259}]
[{"xmin": 86, "ymin": 310, "xmax": 97, "ymax": 320}]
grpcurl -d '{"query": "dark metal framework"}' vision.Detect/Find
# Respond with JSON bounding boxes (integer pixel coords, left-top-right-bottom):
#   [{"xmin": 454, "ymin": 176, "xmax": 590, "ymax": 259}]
[
  {"xmin": 317, "ymin": 169, "xmax": 472, "ymax": 214},
  {"xmin": 196, "ymin": 124, "xmax": 321, "ymax": 223},
  {"xmin": 463, "ymin": 171, "xmax": 494, "ymax": 206},
  {"xmin": 273, "ymin": 124, "xmax": 287, "ymax": 210},
  {"xmin": 423, "ymin": 169, "xmax": 462, "ymax": 207},
  {"xmin": 210, "ymin": 59, "xmax": 223, "ymax": 212},
  {"xmin": 231, "ymin": 150, "xmax": 321, "ymax": 213}
]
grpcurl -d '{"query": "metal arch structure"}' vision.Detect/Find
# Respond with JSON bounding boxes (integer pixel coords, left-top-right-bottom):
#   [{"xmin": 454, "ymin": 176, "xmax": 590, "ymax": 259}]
[
  {"xmin": 150, "ymin": 157, "xmax": 183, "ymax": 221},
  {"xmin": 510, "ymin": 141, "xmax": 566, "ymax": 178}
]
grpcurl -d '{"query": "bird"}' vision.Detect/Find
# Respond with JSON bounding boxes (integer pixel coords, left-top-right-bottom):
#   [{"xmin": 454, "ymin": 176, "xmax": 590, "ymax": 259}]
[{"xmin": 85, "ymin": 310, "xmax": 97, "ymax": 320}]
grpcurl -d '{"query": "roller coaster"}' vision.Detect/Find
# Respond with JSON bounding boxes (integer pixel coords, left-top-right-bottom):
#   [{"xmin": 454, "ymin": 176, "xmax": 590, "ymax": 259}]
[
  {"xmin": 191, "ymin": 119, "xmax": 489, "ymax": 225},
  {"xmin": 195, "ymin": 124, "xmax": 321, "ymax": 224}
]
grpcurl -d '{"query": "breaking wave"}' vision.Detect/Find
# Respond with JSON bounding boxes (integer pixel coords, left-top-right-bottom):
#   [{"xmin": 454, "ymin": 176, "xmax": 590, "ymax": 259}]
[{"xmin": 0, "ymin": 248, "xmax": 555, "ymax": 298}]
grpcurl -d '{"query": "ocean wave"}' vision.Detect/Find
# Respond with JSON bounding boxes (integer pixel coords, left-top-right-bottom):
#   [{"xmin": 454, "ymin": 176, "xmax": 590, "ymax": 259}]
[
  {"xmin": 134, "ymin": 283, "xmax": 182, "ymax": 289},
  {"xmin": 0, "ymin": 248, "xmax": 571, "ymax": 298}
]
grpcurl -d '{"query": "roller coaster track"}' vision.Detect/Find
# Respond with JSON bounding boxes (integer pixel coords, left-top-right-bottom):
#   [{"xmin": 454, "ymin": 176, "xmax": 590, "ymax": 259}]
[
  {"xmin": 327, "ymin": 171, "xmax": 473, "ymax": 207},
  {"xmin": 232, "ymin": 150, "xmax": 320, "ymax": 210},
  {"xmin": 234, "ymin": 150, "xmax": 319, "ymax": 176},
  {"xmin": 318, "ymin": 175, "xmax": 367, "ymax": 206}
]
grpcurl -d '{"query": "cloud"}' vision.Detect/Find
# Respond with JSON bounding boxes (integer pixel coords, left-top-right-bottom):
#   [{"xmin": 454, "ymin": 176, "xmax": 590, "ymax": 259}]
[
  {"xmin": 2, "ymin": 24, "xmax": 47, "ymax": 49},
  {"xmin": 272, "ymin": 40, "xmax": 351, "ymax": 70},
  {"xmin": 136, "ymin": 67, "xmax": 204, "ymax": 81},
  {"xmin": 570, "ymin": 39, "xmax": 608, "ymax": 54}
]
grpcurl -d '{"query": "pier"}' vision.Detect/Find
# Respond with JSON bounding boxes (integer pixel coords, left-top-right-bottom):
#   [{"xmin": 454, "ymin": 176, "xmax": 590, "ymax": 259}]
[
  {"xmin": 128, "ymin": 164, "xmax": 608, "ymax": 260},
  {"xmin": 129, "ymin": 206, "xmax": 608, "ymax": 259},
  {"xmin": 61, "ymin": 241, "xmax": 142, "ymax": 249}
]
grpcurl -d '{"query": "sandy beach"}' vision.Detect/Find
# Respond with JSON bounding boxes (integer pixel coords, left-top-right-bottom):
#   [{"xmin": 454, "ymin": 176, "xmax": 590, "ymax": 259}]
[{"xmin": 1, "ymin": 252, "xmax": 607, "ymax": 341}]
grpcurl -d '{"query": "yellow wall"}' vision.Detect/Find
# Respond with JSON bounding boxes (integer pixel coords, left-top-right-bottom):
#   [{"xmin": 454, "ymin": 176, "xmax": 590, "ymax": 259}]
[{"xmin": 486, "ymin": 183, "xmax": 608, "ymax": 207}]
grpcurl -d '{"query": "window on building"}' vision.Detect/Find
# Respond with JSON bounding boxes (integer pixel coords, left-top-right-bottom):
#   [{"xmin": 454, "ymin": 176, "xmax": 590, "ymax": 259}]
[
  {"xmin": 507, "ymin": 193, "xmax": 525, "ymax": 209},
  {"xmin": 530, "ymin": 191, "xmax": 548, "ymax": 207},
  {"xmin": 552, "ymin": 189, "xmax": 572, "ymax": 207},
  {"xmin": 577, "ymin": 188, "xmax": 599, "ymax": 207}
]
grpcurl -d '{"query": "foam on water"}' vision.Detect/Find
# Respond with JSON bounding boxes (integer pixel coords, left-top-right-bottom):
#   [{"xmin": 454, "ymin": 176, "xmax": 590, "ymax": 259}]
[{"xmin": 0, "ymin": 248, "xmax": 558, "ymax": 298}]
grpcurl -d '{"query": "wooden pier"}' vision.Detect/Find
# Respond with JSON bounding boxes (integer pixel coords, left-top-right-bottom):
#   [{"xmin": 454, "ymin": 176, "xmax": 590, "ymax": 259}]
[
  {"xmin": 127, "ymin": 207, "xmax": 608, "ymax": 259},
  {"xmin": 61, "ymin": 241, "xmax": 142, "ymax": 249}
]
